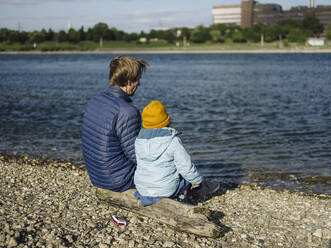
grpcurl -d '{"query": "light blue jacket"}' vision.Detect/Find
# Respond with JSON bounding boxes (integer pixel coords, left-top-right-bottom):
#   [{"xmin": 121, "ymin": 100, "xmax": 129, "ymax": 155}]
[{"xmin": 134, "ymin": 127, "xmax": 203, "ymax": 197}]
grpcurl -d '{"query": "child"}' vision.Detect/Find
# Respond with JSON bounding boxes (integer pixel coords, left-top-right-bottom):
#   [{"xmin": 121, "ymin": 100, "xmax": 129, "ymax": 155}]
[{"xmin": 134, "ymin": 101, "xmax": 219, "ymax": 206}]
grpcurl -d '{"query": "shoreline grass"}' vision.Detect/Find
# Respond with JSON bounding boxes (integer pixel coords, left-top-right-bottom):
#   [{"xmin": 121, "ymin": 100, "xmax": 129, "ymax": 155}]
[{"xmin": 1, "ymin": 40, "xmax": 331, "ymax": 54}]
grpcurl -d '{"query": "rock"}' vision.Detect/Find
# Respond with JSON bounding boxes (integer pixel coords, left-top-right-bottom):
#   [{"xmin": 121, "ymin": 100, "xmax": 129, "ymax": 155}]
[
  {"xmin": 312, "ymin": 229, "xmax": 322, "ymax": 238},
  {"xmin": 128, "ymin": 240, "xmax": 136, "ymax": 247},
  {"xmin": 163, "ymin": 241, "xmax": 175, "ymax": 247},
  {"xmin": 1, "ymin": 156, "xmax": 330, "ymax": 248},
  {"xmin": 296, "ymin": 234, "xmax": 305, "ymax": 240},
  {"xmin": 7, "ymin": 237, "xmax": 17, "ymax": 248},
  {"xmin": 65, "ymin": 235, "xmax": 73, "ymax": 243},
  {"xmin": 322, "ymin": 229, "xmax": 331, "ymax": 239}
]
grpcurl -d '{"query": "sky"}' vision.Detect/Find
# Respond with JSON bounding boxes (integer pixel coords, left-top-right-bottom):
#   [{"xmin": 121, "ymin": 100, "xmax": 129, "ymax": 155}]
[{"xmin": 0, "ymin": 0, "xmax": 330, "ymax": 33}]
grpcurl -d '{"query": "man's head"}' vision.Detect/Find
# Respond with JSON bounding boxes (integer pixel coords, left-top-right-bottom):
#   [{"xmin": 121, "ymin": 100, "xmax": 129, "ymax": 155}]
[{"xmin": 109, "ymin": 56, "xmax": 148, "ymax": 96}]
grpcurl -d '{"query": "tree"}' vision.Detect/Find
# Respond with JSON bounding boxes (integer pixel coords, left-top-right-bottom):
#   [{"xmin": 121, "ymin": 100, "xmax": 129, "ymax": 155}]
[
  {"xmin": 110, "ymin": 27, "xmax": 124, "ymax": 40},
  {"xmin": 163, "ymin": 30, "xmax": 175, "ymax": 43},
  {"xmin": 78, "ymin": 26, "xmax": 85, "ymax": 41},
  {"xmin": 0, "ymin": 28, "xmax": 10, "ymax": 42},
  {"xmin": 210, "ymin": 30, "xmax": 223, "ymax": 43},
  {"xmin": 264, "ymin": 25, "xmax": 280, "ymax": 42},
  {"xmin": 209, "ymin": 24, "xmax": 228, "ymax": 42},
  {"xmin": 29, "ymin": 31, "xmax": 46, "ymax": 43},
  {"xmin": 287, "ymin": 28, "xmax": 306, "ymax": 43},
  {"xmin": 123, "ymin": 32, "xmax": 138, "ymax": 42},
  {"xmin": 85, "ymin": 28, "xmax": 93, "ymax": 41},
  {"xmin": 243, "ymin": 26, "xmax": 260, "ymax": 42},
  {"xmin": 303, "ymin": 16, "xmax": 324, "ymax": 34},
  {"xmin": 190, "ymin": 25, "xmax": 211, "ymax": 43},
  {"xmin": 56, "ymin": 30, "xmax": 67, "ymax": 42},
  {"xmin": 92, "ymin": 23, "xmax": 110, "ymax": 42},
  {"xmin": 68, "ymin": 28, "xmax": 80, "ymax": 43},
  {"xmin": 327, "ymin": 24, "xmax": 331, "ymax": 40},
  {"xmin": 149, "ymin": 29, "xmax": 159, "ymax": 39},
  {"xmin": 211, "ymin": 24, "xmax": 228, "ymax": 35},
  {"xmin": 276, "ymin": 19, "xmax": 302, "ymax": 38},
  {"xmin": 232, "ymin": 30, "xmax": 245, "ymax": 42},
  {"xmin": 8, "ymin": 31, "xmax": 20, "ymax": 43},
  {"xmin": 45, "ymin": 28, "xmax": 55, "ymax": 41},
  {"xmin": 180, "ymin": 27, "xmax": 191, "ymax": 41}
]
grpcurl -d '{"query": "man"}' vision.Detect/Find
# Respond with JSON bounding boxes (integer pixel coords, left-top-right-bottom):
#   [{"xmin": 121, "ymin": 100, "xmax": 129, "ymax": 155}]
[{"xmin": 82, "ymin": 56, "xmax": 148, "ymax": 192}]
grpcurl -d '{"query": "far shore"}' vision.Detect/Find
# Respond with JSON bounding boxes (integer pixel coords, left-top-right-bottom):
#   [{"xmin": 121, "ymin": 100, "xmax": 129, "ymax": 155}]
[{"xmin": 1, "ymin": 47, "xmax": 331, "ymax": 54}]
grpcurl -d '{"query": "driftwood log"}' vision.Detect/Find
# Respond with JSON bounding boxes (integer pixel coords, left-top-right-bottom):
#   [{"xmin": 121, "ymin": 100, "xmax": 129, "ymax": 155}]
[{"xmin": 96, "ymin": 188, "xmax": 221, "ymax": 238}]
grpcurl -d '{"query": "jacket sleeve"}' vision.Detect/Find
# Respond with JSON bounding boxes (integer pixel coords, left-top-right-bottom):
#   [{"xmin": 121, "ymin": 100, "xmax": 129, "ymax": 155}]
[
  {"xmin": 171, "ymin": 136, "xmax": 203, "ymax": 185},
  {"xmin": 115, "ymin": 108, "xmax": 141, "ymax": 164}
]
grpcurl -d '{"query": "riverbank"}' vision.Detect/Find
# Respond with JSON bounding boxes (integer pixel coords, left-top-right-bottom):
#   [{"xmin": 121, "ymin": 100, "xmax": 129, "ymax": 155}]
[
  {"xmin": 0, "ymin": 156, "xmax": 330, "ymax": 247},
  {"xmin": 1, "ymin": 46, "xmax": 331, "ymax": 54}
]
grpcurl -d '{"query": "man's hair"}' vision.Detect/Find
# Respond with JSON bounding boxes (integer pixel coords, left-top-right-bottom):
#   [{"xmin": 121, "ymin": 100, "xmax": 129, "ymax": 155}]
[{"xmin": 109, "ymin": 56, "xmax": 148, "ymax": 86}]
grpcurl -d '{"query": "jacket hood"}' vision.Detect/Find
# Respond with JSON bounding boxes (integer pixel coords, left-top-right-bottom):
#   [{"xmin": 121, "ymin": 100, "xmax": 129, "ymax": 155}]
[{"xmin": 135, "ymin": 127, "xmax": 179, "ymax": 161}]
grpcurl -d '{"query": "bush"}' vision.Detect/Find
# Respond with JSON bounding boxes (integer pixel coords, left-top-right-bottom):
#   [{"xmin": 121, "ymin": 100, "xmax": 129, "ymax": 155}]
[
  {"xmin": 327, "ymin": 25, "xmax": 331, "ymax": 40},
  {"xmin": 18, "ymin": 45, "xmax": 34, "ymax": 51},
  {"xmin": 287, "ymin": 28, "xmax": 306, "ymax": 43},
  {"xmin": 78, "ymin": 41, "xmax": 98, "ymax": 50}
]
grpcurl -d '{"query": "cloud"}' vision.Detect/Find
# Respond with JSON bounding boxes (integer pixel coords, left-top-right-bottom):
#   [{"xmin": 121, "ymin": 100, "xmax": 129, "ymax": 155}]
[
  {"xmin": 101, "ymin": 8, "xmax": 201, "ymax": 31},
  {"xmin": 0, "ymin": 0, "xmax": 88, "ymax": 5},
  {"xmin": 0, "ymin": 0, "xmax": 42, "ymax": 4},
  {"xmin": 0, "ymin": 2, "xmax": 211, "ymax": 32}
]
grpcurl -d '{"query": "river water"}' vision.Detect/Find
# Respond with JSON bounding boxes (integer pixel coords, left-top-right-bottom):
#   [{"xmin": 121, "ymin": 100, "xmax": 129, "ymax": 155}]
[{"xmin": 0, "ymin": 53, "xmax": 330, "ymax": 194}]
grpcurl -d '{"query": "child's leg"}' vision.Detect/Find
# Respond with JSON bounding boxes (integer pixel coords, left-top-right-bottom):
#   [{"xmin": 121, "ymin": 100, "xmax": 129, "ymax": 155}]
[{"xmin": 170, "ymin": 177, "xmax": 191, "ymax": 200}]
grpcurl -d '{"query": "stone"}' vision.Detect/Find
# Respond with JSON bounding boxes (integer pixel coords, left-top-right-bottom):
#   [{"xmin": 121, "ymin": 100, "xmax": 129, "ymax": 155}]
[
  {"xmin": 312, "ymin": 229, "xmax": 322, "ymax": 238},
  {"xmin": 128, "ymin": 240, "xmax": 136, "ymax": 247},
  {"xmin": 1, "ymin": 156, "xmax": 330, "ymax": 248},
  {"xmin": 322, "ymin": 229, "xmax": 331, "ymax": 239},
  {"xmin": 163, "ymin": 241, "xmax": 175, "ymax": 247},
  {"xmin": 7, "ymin": 237, "xmax": 17, "ymax": 248},
  {"xmin": 241, "ymin": 234, "xmax": 247, "ymax": 239}
]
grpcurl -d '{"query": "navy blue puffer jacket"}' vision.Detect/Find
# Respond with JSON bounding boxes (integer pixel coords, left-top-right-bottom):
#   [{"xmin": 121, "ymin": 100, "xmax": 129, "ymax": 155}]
[{"xmin": 82, "ymin": 86, "xmax": 141, "ymax": 192}]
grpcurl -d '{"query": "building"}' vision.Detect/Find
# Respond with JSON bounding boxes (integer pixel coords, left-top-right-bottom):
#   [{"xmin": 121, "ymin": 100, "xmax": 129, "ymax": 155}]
[
  {"xmin": 212, "ymin": 0, "xmax": 331, "ymax": 31},
  {"xmin": 212, "ymin": 4, "xmax": 241, "ymax": 25}
]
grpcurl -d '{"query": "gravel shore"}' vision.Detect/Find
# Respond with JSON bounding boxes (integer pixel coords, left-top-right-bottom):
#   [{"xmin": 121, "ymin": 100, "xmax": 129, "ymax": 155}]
[{"xmin": 0, "ymin": 155, "xmax": 330, "ymax": 248}]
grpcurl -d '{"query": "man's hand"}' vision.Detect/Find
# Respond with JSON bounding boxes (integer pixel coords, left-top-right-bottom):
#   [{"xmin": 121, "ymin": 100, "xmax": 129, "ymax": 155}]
[{"xmin": 191, "ymin": 184, "xmax": 200, "ymax": 189}]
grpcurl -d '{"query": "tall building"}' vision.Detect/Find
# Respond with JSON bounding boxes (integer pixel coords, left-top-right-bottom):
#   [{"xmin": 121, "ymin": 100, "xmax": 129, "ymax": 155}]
[
  {"xmin": 212, "ymin": 4, "xmax": 241, "ymax": 25},
  {"xmin": 212, "ymin": 0, "xmax": 331, "ymax": 31},
  {"xmin": 241, "ymin": 0, "xmax": 255, "ymax": 27}
]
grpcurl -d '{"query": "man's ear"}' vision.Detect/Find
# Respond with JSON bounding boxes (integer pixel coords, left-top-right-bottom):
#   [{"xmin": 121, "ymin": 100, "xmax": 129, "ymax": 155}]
[{"xmin": 126, "ymin": 80, "xmax": 132, "ymax": 86}]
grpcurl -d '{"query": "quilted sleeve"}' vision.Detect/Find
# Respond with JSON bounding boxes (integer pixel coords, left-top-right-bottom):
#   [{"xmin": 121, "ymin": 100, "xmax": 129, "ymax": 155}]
[{"xmin": 115, "ymin": 108, "xmax": 141, "ymax": 164}]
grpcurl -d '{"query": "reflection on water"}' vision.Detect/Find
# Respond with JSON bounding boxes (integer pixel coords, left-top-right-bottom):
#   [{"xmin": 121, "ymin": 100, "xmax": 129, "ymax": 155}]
[{"xmin": 0, "ymin": 53, "xmax": 330, "ymax": 195}]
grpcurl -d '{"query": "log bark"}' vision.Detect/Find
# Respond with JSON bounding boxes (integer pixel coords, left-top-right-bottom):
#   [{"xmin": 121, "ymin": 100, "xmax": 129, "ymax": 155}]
[{"xmin": 96, "ymin": 188, "xmax": 221, "ymax": 238}]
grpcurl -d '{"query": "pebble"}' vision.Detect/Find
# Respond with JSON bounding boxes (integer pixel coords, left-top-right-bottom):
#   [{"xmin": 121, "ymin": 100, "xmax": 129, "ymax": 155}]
[
  {"xmin": 313, "ymin": 229, "xmax": 322, "ymax": 238},
  {"xmin": 163, "ymin": 241, "xmax": 175, "ymax": 247},
  {"xmin": 0, "ymin": 156, "xmax": 330, "ymax": 248},
  {"xmin": 7, "ymin": 237, "xmax": 17, "ymax": 248}
]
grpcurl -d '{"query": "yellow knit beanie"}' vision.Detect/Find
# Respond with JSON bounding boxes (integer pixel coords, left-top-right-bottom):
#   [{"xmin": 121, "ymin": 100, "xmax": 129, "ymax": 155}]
[{"xmin": 142, "ymin": 101, "xmax": 170, "ymax": 129}]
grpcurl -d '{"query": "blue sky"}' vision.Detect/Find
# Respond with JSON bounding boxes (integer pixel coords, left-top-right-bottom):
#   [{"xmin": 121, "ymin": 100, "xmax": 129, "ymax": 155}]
[{"xmin": 0, "ymin": 0, "xmax": 330, "ymax": 33}]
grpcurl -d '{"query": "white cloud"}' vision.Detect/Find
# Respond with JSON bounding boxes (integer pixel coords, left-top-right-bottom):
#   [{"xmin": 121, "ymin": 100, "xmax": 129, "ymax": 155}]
[
  {"xmin": 99, "ymin": 7, "xmax": 204, "ymax": 31},
  {"xmin": 0, "ymin": 0, "xmax": 88, "ymax": 4}
]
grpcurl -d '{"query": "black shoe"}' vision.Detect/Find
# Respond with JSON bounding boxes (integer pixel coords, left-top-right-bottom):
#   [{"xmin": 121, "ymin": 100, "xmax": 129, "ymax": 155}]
[{"xmin": 194, "ymin": 180, "xmax": 220, "ymax": 196}]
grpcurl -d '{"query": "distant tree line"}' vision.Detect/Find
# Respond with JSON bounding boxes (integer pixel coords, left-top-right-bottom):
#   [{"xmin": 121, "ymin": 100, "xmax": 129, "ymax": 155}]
[{"xmin": 0, "ymin": 16, "xmax": 329, "ymax": 46}]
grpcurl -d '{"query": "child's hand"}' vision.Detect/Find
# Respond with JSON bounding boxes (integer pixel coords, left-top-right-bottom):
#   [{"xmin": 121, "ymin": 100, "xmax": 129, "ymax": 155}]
[{"xmin": 191, "ymin": 184, "xmax": 200, "ymax": 189}]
